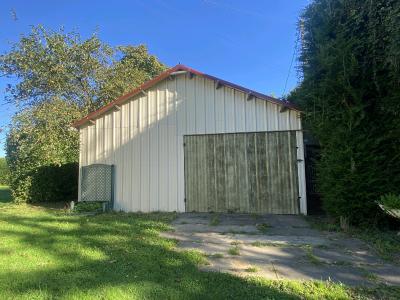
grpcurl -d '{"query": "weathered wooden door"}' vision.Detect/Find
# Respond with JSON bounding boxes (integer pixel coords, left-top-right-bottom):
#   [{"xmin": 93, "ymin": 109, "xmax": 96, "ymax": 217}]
[{"xmin": 184, "ymin": 132, "xmax": 299, "ymax": 214}]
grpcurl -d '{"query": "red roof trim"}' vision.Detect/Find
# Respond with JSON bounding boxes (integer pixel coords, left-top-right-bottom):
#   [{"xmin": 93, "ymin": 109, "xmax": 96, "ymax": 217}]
[{"xmin": 72, "ymin": 64, "xmax": 300, "ymax": 128}]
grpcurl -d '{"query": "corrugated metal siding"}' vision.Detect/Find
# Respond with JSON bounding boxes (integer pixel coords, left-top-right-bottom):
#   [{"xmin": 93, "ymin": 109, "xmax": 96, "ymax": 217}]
[{"xmin": 78, "ymin": 74, "xmax": 305, "ymax": 213}]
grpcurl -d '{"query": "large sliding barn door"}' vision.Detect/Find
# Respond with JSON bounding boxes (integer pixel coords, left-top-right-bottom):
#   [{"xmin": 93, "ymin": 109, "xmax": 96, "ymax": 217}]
[{"xmin": 184, "ymin": 132, "xmax": 299, "ymax": 214}]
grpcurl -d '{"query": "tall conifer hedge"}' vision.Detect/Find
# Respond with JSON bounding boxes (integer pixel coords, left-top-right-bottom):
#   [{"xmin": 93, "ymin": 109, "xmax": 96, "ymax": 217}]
[{"xmin": 291, "ymin": 0, "xmax": 400, "ymax": 225}]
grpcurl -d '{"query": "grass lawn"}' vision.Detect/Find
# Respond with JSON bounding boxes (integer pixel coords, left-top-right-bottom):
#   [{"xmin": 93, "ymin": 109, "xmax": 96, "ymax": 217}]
[{"xmin": 0, "ymin": 203, "xmax": 399, "ymax": 299}]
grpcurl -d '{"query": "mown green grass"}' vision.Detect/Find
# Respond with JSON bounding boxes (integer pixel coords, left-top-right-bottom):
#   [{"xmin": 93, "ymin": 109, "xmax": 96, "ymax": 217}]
[
  {"xmin": 0, "ymin": 185, "xmax": 12, "ymax": 203},
  {"xmin": 0, "ymin": 203, "xmax": 398, "ymax": 299}
]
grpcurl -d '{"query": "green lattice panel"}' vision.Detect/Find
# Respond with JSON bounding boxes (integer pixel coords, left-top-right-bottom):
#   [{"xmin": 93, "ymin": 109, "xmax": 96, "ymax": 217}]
[{"xmin": 80, "ymin": 164, "xmax": 113, "ymax": 202}]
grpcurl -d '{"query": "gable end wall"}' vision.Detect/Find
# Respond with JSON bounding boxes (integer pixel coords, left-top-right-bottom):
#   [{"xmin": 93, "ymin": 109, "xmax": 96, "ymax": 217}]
[{"xmin": 78, "ymin": 74, "xmax": 306, "ymax": 213}]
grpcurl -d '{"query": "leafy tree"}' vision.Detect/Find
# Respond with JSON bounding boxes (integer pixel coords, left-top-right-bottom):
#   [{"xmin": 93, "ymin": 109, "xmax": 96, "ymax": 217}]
[
  {"xmin": 99, "ymin": 45, "xmax": 166, "ymax": 102},
  {"xmin": 0, "ymin": 26, "xmax": 112, "ymax": 111},
  {"xmin": 2, "ymin": 26, "xmax": 166, "ymax": 202},
  {"xmin": 0, "ymin": 26, "xmax": 166, "ymax": 112},
  {"xmin": 0, "ymin": 158, "xmax": 9, "ymax": 185},
  {"xmin": 6, "ymin": 100, "xmax": 81, "ymax": 202},
  {"xmin": 290, "ymin": 0, "xmax": 400, "ymax": 225}
]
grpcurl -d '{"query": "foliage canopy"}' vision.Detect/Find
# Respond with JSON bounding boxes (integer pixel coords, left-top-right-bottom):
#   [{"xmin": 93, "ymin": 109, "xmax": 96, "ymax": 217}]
[
  {"xmin": 6, "ymin": 101, "xmax": 81, "ymax": 202},
  {"xmin": 291, "ymin": 0, "xmax": 400, "ymax": 224},
  {"xmin": 0, "ymin": 26, "xmax": 166, "ymax": 111},
  {"xmin": 2, "ymin": 26, "xmax": 166, "ymax": 202}
]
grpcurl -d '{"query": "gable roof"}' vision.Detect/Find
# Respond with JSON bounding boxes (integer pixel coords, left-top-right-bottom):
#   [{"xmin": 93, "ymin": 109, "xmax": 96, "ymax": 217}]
[{"xmin": 72, "ymin": 64, "xmax": 300, "ymax": 128}]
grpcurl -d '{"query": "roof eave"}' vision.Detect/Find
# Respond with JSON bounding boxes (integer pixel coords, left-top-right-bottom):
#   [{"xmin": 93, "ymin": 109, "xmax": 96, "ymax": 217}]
[{"xmin": 72, "ymin": 64, "xmax": 300, "ymax": 128}]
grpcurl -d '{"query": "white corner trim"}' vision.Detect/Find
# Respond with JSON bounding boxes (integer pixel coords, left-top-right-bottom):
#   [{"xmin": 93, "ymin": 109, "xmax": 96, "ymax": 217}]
[{"xmin": 296, "ymin": 130, "xmax": 308, "ymax": 215}]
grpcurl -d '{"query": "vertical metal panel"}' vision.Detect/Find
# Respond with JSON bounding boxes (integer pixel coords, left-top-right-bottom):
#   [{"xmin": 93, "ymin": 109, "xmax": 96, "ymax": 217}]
[
  {"xmin": 80, "ymin": 125, "xmax": 88, "ymax": 167},
  {"xmin": 103, "ymin": 113, "xmax": 113, "ymax": 165},
  {"xmin": 167, "ymin": 78, "xmax": 178, "ymax": 211},
  {"xmin": 245, "ymin": 97, "xmax": 256, "ymax": 131},
  {"xmin": 140, "ymin": 93, "xmax": 150, "ymax": 212},
  {"xmin": 149, "ymin": 89, "xmax": 159, "ymax": 211},
  {"xmin": 184, "ymin": 132, "xmax": 299, "ymax": 214},
  {"xmin": 234, "ymin": 91, "xmax": 246, "ymax": 132},
  {"xmin": 266, "ymin": 102, "xmax": 278, "ymax": 131},
  {"xmin": 87, "ymin": 123, "xmax": 96, "ymax": 165},
  {"xmin": 186, "ymin": 76, "xmax": 196, "ymax": 134},
  {"xmin": 215, "ymin": 82, "xmax": 225, "ymax": 132},
  {"xmin": 204, "ymin": 78, "xmax": 216, "ymax": 133},
  {"xmin": 176, "ymin": 75, "xmax": 186, "ymax": 212},
  {"xmin": 195, "ymin": 76, "xmax": 206, "ymax": 134},
  {"xmin": 109, "ymin": 109, "xmax": 118, "ymax": 210},
  {"xmin": 78, "ymin": 73, "xmax": 304, "ymax": 213},
  {"xmin": 256, "ymin": 99, "xmax": 267, "ymax": 131},
  {"xmin": 121, "ymin": 102, "xmax": 131, "ymax": 211},
  {"xmin": 95, "ymin": 117, "xmax": 104, "ymax": 162},
  {"xmin": 131, "ymin": 98, "xmax": 141, "ymax": 212},
  {"xmin": 159, "ymin": 82, "xmax": 169, "ymax": 211},
  {"xmin": 224, "ymin": 88, "xmax": 235, "ymax": 132}
]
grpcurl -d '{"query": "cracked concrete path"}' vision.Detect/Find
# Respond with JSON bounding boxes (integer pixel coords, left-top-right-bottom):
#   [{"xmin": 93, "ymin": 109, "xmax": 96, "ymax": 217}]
[{"xmin": 160, "ymin": 213, "xmax": 400, "ymax": 286}]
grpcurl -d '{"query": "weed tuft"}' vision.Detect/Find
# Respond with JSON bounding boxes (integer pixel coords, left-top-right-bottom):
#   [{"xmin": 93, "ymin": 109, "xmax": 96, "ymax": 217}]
[
  {"xmin": 228, "ymin": 246, "xmax": 240, "ymax": 256},
  {"xmin": 245, "ymin": 266, "xmax": 259, "ymax": 273}
]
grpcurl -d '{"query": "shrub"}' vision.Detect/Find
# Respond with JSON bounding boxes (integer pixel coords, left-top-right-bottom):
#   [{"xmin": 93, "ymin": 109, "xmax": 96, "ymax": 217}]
[
  {"xmin": 10, "ymin": 163, "xmax": 78, "ymax": 203},
  {"xmin": 379, "ymin": 194, "xmax": 400, "ymax": 210},
  {"xmin": 0, "ymin": 158, "xmax": 9, "ymax": 185},
  {"xmin": 29, "ymin": 163, "xmax": 78, "ymax": 202},
  {"xmin": 6, "ymin": 101, "xmax": 81, "ymax": 203}
]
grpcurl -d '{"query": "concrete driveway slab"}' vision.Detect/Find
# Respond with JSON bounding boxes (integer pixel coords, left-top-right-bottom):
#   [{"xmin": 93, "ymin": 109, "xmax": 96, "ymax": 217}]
[{"xmin": 160, "ymin": 213, "xmax": 399, "ymax": 286}]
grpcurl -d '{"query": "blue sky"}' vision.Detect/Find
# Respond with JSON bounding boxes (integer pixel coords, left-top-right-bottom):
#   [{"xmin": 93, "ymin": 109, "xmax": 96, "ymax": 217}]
[{"xmin": 0, "ymin": 0, "xmax": 309, "ymax": 157}]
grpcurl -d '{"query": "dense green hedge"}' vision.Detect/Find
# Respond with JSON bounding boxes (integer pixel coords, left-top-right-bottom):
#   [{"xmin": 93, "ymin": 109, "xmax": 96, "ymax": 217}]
[
  {"xmin": 291, "ymin": 0, "xmax": 400, "ymax": 225},
  {"xmin": 0, "ymin": 158, "xmax": 9, "ymax": 185},
  {"xmin": 29, "ymin": 163, "xmax": 78, "ymax": 202},
  {"xmin": 11, "ymin": 163, "xmax": 78, "ymax": 203}
]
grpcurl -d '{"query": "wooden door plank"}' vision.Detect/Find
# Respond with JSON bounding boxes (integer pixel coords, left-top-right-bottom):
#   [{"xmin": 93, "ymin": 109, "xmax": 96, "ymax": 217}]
[
  {"xmin": 256, "ymin": 133, "xmax": 268, "ymax": 213},
  {"xmin": 206, "ymin": 135, "xmax": 216, "ymax": 212},
  {"xmin": 224, "ymin": 134, "xmax": 237, "ymax": 212},
  {"xmin": 215, "ymin": 134, "xmax": 226, "ymax": 212},
  {"xmin": 235, "ymin": 134, "xmax": 248, "ymax": 212},
  {"xmin": 246, "ymin": 133, "xmax": 257, "ymax": 213},
  {"xmin": 197, "ymin": 136, "xmax": 207, "ymax": 211}
]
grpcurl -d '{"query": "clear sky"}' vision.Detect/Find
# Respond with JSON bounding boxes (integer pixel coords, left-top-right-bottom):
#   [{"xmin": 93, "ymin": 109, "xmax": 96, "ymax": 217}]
[{"xmin": 0, "ymin": 0, "xmax": 309, "ymax": 157}]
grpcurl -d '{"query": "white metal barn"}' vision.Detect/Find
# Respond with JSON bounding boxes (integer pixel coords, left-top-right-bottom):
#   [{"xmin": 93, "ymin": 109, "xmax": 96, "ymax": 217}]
[{"xmin": 73, "ymin": 65, "xmax": 307, "ymax": 214}]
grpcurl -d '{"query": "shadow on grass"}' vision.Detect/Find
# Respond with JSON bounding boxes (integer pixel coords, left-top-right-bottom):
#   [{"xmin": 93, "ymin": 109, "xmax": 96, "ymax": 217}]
[{"xmin": 0, "ymin": 208, "xmax": 304, "ymax": 299}]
